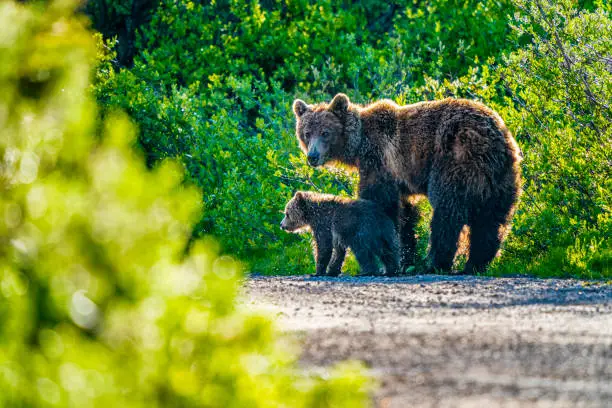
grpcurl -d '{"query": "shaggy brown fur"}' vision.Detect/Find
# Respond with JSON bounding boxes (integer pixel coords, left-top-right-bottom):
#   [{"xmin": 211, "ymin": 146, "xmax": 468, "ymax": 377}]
[
  {"xmin": 280, "ymin": 191, "xmax": 399, "ymax": 276},
  {"xmin": 292, "ymin": 94, "xmax": 522, "ymax": 274}
]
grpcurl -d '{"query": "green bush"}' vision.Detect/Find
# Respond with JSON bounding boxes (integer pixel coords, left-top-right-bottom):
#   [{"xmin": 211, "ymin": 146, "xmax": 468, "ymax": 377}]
[
  {"xmin": 418, "ymin": 0, "xmax": 611, "ymax": 278},
  {"xmin": 89, "ymin": 0, "xmax": 610, "ymax": 278},
  {"xmin": 0, "ymin": 1, "xmax": 370, "ymax": 406},
  {"xmin": 91, "ymin": 0, "xmax": 520, "ymax": 275},
  {"xmin": 497, "ymin": 0, "xmax": 611, "ymax": 278}
]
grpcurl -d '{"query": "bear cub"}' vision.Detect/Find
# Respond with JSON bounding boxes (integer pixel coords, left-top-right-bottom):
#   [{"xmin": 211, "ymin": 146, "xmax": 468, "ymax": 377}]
[{"xmin": 280, "ymin": 191, "xmax": 399, "ymax": 277}]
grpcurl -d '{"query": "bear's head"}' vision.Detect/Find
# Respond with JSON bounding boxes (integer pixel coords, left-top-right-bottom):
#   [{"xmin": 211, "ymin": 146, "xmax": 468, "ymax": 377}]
[
  {"xmin": 292, "ymin": 93, "xmax": 361, "ymax": 167},
  {"xmin": 280, "ymin": 191, "xmax": 310, "ymax": 233}
]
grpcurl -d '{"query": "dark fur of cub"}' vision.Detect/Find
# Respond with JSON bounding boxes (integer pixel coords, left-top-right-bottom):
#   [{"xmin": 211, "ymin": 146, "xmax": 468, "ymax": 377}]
[{"xmin": 281, "ymin": 191, "xmax": 399, "ymax": 277}]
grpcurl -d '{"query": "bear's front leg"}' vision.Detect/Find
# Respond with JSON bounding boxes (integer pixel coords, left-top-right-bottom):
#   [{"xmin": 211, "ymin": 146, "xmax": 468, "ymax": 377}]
[
  {"xmin": 358, "ymin": 172, "xmax": 400, "ymax": 223},
  {"xmin": 352, "ymin": 245, "xmax": 380, "ymax": 276}
]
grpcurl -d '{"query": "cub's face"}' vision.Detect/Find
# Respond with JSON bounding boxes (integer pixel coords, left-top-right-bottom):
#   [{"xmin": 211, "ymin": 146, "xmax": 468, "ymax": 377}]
[
  {"xmin": 293, "ymin": 94, "xmax": 350, "ymax": 167},
  {"xmin": 280, "ymin": 193, "xmax": 307, "ymax": 232}
]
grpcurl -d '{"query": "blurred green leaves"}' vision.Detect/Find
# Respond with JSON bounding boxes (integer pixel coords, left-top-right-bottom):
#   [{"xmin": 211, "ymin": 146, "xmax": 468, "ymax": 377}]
[{"xmin": 0, "ymin": 1, "xmax": 370, "ymax": 406}]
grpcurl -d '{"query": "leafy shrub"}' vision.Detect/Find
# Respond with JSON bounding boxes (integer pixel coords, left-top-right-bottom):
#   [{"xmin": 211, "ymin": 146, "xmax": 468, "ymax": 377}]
[
  {"xmin": 0, "ymin": 1, "xmax": 370, "ymax": 406},
  {"xmin": 89, "ymin": 0, "xmax": 610, "ymax": 278},
  {"xmin": 418, "ymin": 0, "xmax": 611, "ymax": 278},
  {"xmin": 91, "ymin": 0, "xmax": 521, "ymax": 274},
  {"xmin": 496, "ymin": 0, "xmax": 611, "ymax": 278},
  {"xmin": 84, "ymin": 0, "xmax": 159, "ymax": 66},
  {"xmin": 377, "ymin": 0, "xmax": 516, "ymax": 95}
]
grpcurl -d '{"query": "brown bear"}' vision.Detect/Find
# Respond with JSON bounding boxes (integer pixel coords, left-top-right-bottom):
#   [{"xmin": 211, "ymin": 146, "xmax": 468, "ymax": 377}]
[
  {"xmin": 292, "ymin": 94, "xmax": 522, "ymax": 274},
  {"xmin": 280, "ymin": 191, "xmax": 399, "ymax": 277}
]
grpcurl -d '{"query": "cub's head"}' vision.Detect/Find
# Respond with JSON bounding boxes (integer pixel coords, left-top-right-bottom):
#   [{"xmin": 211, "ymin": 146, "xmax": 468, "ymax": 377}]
[
  {"xmin": 292, "ymin": 93, "xmax": 360, "ymax": 167},
  {"xmin": 280, "ymin": 191, "xmax": 310, "ymax": 233}
]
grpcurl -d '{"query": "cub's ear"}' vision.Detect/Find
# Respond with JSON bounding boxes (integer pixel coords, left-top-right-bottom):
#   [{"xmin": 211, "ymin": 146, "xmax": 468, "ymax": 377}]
[
  {"xmin": 328, "ymin": 93, "xmax": 350, "ymax": 115},
  {"xmin": 293, "ymin": 99, "xmax": 309, "ymax": 117},
  {"xmin": 294, "ymin": 191, "xmax": 310, "ymax": 207}
]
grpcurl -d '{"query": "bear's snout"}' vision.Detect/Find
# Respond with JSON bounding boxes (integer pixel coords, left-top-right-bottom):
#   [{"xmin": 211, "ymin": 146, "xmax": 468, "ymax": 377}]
[{"xmin": 307, "ymin": 150, "xmax": 320, "ymax": 167}]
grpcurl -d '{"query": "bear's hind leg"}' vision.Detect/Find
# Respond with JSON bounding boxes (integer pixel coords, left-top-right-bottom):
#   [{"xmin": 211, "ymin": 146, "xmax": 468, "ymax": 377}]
[
  {"xmin": 314, "ymin": 248, "xmax": 332, "ymax": 276},
  {"xmin": 463, "ymin": 219, "xmax": 503, "ymax": 275},
  {"xmin": 428, "ymin": 205, "xmax": 465, "ymax": 273}
]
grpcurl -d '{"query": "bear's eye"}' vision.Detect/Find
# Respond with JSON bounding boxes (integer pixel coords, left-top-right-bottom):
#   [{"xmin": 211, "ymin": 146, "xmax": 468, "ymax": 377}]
[
  {"xmin": 303, "ymin": 130, "xmax": 311, "ymax": 140},
  {"xmin": 321, "ymin": 130, "xmax": 330, "ymax": 139}
]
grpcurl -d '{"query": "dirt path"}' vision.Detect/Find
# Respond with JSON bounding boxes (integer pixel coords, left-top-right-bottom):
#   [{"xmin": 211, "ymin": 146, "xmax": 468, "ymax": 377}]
[{"xmin": 244, "ymin": 275, "xmax": 612, "ymax": 408}]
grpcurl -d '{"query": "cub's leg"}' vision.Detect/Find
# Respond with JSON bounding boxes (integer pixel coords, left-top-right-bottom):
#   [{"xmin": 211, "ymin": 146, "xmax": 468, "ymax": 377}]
[
  {"xmin": 327, "ymin": 237, "xmax": 347, "ymax": 277},
  {"xmin": 399, "ymin": 199, "xmax": 419, "ymax": 271},
  {"xmin": 313, "ymin": 232, "xmax": 332, "ymax": 276},
  {"xmin": 327, "ymin": 248, "xmax": 346, "ymax": 277}
]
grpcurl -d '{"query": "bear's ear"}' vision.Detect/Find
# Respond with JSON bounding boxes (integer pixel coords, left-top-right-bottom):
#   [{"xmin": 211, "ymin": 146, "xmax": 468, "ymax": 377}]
[
  {"xmin": 292, "ymin": 191, "xmax": 308, "ymax": 212},
  {"xmin": 293, "ymin": 99, "xmax": 309, "ymax": 117},
  {"xmin": 328, "ymin": 93, "xmax": 350, "ymax": 115}
]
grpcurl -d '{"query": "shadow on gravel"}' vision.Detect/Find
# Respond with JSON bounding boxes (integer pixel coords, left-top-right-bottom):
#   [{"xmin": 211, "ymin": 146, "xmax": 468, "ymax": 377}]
[{"xmin": 248, "ymin": 274, "xmax": 612, "ymax": 309}]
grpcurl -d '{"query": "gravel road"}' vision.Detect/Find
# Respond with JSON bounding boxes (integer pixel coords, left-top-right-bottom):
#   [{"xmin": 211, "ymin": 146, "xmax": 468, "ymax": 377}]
[{"xmin": 244, "ymin": 275, "xmax": 612, "ymax": 408}]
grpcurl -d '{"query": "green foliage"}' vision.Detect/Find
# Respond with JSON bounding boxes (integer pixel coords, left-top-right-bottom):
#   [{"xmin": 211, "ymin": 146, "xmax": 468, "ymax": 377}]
[
  {"xmin": 383, "ymin": 0, "xmax": 516, "ymax": 91},
  {"xmin": 421, "ymin": 0, "xmax": 611, "ymax": 278},
  {"xmin": 90, "ymin": 0, "xmax": 610, "ymax": 278},
  {"xmin": 84, "ymin": 0, "xmax": 159, "ymax": 66},
  {"xmin": 0, "ymin": 1, "xmax": 370, "ymax": 406},
  {"xmin": 92, "ymin": 0, "xmax": 518, "ymax": 275},
  {"xmin": 497, "ymin": 0, "xmax": 611, "ymax": 278}
]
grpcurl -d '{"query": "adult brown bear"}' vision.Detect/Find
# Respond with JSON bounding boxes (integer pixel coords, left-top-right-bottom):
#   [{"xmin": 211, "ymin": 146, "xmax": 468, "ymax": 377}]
[{"xmin": 292, "ymin": 93, "xmax": 522, "ymax": 274}]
